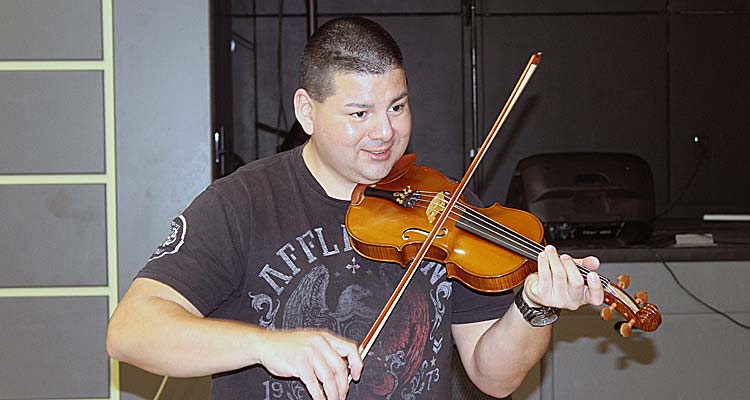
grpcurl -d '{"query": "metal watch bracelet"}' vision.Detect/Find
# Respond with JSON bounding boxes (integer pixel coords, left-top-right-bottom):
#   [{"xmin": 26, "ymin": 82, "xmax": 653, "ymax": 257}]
[{"xmin": 515, "ymin": 287, "xmax": 560, "ymax": 327}]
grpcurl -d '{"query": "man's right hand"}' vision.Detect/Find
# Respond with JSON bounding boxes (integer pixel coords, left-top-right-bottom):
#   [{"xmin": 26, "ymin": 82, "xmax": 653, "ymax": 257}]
[{"xmin": 258, "ymin": 329, "xmax": 363, "ymax": 400}]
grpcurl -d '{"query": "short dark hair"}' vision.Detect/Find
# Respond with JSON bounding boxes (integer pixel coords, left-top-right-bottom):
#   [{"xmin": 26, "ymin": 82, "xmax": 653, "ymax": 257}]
[{"xmin": 299, "ymin": 17, "xmax": 404, "ymax": 102}]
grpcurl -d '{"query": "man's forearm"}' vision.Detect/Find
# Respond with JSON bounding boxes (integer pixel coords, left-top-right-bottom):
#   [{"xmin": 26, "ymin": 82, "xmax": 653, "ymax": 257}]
[
  {"xmin": 469, "ymin": 302, "xmax": 552, "ymax": 397},
  {"xmin": 106, "ymin": 295, "xmax": 266, "ymax": 377}
]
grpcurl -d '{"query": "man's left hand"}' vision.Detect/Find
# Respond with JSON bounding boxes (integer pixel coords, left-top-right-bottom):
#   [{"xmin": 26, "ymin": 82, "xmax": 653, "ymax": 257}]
[{"xmin": 523, "ymin": 245, "xmax": 605, "ymax": 310}]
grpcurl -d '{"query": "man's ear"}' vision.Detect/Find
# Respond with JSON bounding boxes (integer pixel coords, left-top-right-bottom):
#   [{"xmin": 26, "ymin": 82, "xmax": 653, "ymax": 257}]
[{"xmin": 294, "ymin": 88, "xmax": 315, "ymax": 136}]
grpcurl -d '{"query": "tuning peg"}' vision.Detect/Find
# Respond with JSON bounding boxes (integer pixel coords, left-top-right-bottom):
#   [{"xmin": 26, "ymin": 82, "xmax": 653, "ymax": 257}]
[
  {"xmin": 618, "ymin": 319, "xmax": 635, "ymax": 337},
  {"xmin": 600, "ymin": 302, "xmax": 617, "ymax": 321},
  {"xmin": 635, "ymin": 290, "xmax": 649, "ymax": 305},
  {"xmin": 617, "ymin": 274, "xmax": 630, "ymax": 289}
]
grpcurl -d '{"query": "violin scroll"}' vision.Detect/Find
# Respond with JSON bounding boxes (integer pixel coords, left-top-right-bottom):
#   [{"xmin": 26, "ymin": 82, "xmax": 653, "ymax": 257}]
[{"xmin": 599, "ymin": 274, "xmax": 662, "ymax": 337}]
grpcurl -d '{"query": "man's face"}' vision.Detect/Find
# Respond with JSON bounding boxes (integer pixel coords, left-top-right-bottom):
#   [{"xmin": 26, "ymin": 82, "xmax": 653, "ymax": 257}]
[{"xmin": 305, "ymin": 68, "xmax": 411, "ymax": 196}]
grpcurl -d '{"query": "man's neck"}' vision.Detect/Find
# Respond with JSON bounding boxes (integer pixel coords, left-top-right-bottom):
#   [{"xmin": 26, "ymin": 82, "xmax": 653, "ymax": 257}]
[{"xmin": 301, "ymin": 143, "xmax": 356, "ymax": 201}]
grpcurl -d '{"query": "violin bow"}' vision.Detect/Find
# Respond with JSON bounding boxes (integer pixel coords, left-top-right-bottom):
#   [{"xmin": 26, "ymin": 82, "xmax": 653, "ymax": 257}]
[{"xmin": 356, "ymin": 52, "xmax": 543, "ymax": 362}]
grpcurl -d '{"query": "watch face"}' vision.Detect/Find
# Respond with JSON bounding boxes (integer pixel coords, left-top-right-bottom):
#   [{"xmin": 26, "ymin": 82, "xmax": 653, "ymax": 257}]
[{"xmin": 530, "ymin": 310, "xmax": 559, "ymax": 327}]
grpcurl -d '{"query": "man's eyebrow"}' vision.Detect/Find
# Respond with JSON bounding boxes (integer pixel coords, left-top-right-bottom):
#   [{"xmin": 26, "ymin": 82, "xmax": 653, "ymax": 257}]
[
  {"xmin": 391, "ymin": 91, "xmax": 409, "ymax": 104},
  {"xmin": 343, "ymin": 92, "xmax": 409, "ymax": 109},
  {"xmin": 344, "ymin": 101, "xmax": 372, "ymax": 108}
]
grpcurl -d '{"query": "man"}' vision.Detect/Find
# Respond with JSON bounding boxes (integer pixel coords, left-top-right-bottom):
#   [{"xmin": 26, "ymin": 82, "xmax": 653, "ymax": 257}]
[{"xmin": 107, "ymin": 16, "xmax": 604, "ymax": 399}]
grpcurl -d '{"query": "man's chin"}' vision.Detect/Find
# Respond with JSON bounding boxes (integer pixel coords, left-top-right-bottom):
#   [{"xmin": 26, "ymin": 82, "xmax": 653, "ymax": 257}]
[{"xmin": 357, "ymin": 169, "xmax": 392, "ymax": 185}]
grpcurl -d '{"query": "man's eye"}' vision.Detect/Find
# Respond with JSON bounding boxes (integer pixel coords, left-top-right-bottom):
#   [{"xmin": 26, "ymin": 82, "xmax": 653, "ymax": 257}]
[
  {"xmin": 351, "ymin": 111, "xmax": 367, "ymax": 119},
  {"xmin": 390, "ymin": 104, "xmax": 404, "ymax": 113}
]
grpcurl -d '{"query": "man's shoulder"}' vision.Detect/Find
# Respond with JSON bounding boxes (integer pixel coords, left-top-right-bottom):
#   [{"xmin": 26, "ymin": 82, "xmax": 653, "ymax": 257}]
[
  {"xmin": 230, "ymin": 148, "xmax": 300, "ymax": 180},
  {"xmin": 211, "ymin": 148, "xmax": 301, "ymax": 192}
]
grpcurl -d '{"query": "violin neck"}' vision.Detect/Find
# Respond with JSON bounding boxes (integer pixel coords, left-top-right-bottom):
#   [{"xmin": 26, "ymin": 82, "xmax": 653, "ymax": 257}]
[
  {"xmin": 455, "ymin": 214, "xmax": 541, "ymax": 260},
  {"xmin": 454, "ymin": 214, "xmax": 611, "ymax": 287}
]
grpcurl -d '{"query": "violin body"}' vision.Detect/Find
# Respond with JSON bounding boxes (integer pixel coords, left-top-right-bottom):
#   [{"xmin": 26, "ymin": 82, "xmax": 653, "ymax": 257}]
[{"xmin": 347, "ymin": 154, "xmax": 544, "ymax": 293}]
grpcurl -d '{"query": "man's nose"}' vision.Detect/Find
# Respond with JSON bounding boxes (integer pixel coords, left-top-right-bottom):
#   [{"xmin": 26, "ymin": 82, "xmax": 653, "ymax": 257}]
[{"xmin": 369, "ymin": 113, "xmax": 395, "ymax": 141}]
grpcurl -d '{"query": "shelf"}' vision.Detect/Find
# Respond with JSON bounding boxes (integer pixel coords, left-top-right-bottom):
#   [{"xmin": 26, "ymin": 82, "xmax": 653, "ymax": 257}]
[{"xmin": 553, "ymin": 219, "xmax": 750, "ymax": 262}]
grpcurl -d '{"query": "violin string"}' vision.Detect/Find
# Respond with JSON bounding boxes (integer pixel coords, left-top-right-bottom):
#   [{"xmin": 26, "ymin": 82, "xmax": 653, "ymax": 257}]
[
  {"xmin": 447, "ymin": 198, "xmax": 615, "ymax": 290},
  {"xmin": 428, "ymin": 197, "xmax": 617, "ymax": 293},
  {"xmin": 414, "ymin": 192, "xmax": 543, "ymax": 257},
  {"xmin": 442, "ymin": 196, "xmax": 614, "ymax": 289},
  {"xmin": 414, "ymin": 192, "xmax": 548, "ymax": 258},
  {"xmin": 413, "ymin": 192, "xmax": 613, "ymax": 289},
  {"xmin": 407, "ymin": 193, "xmax": 644, "ymax": 325},
  {"xmin": 414, "ymin": 194, "xmax": 545, "ymax": 258}
]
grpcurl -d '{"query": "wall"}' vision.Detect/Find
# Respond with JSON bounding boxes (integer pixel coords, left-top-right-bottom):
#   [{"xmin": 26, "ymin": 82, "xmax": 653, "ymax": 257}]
[{"xmin": 0, "ymin": 0, "xmax": 211, "ymax": 399}]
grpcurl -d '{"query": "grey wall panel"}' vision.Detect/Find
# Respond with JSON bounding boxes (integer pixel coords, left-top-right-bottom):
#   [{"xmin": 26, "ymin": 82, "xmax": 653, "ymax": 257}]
[
  {"xmin": 0, "ymin": 71, "xmax": 105, "ymax": 174},
  {"xmin": 239, "ymin": 0, "xmax": 460, "ymax": 15},
  {"xmin": 669, "ymin": 14, "xmax": 750, "ymax": 216},
  {"xmin": 669, "ymin": 0, "xmax": 750, "ymax": 11},
  {"xmin": 0, "ymin": 0, "xmax": 102, "ymax": 60},
  {"xmin": 0, "ymin": 184, "xmax": 107, "ymax": 287},
  {"xmin": 551, "ymin": 312, "xmax": 750, "ymax": 399},
  {"xmin": 114, "ymin": 0, "xmax": 212, "ymax": 398},
  {"xmin": 0, "ymin": 296, "xmax": 109, "ymax": 398},
  {"xmin": 477, "ymin": 15, "xmax": 668, "ymax": 208},
  {"xmin": 485, "ymin": 0, "xmax": 665, "ymax": 14}
]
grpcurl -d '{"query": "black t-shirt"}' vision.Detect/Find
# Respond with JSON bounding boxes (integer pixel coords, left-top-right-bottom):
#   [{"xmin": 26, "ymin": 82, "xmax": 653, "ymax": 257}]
[{"xmin": 138, "ymin": 146, "xmax": 513, "ymax": 399}]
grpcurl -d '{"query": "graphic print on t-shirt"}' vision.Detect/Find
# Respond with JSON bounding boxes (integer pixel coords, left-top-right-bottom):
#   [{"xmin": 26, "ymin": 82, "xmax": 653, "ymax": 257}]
[
  {"xmin": 247, "ymin": 224, "xmax": 453, "ymax": 399},
  {"xmin": 148, "ymin": 215, "xmax": 187, "ymax": 261}
]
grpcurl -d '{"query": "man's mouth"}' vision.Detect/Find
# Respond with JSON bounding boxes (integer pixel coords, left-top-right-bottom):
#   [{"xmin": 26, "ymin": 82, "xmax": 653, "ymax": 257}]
[{"xmin": 363, "ymin": 147, "xmax": 391, "ymax": 160}]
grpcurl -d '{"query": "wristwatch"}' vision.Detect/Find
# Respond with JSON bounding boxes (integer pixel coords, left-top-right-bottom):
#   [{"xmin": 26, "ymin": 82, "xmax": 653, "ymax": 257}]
[{"xmin": 515, "ymin": 288, "xmax": 560, "ymax": 327}]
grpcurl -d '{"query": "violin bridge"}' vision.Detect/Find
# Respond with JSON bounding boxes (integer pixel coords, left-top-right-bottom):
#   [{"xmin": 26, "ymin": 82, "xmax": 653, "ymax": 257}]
[{"xmin": 426, "ymin": 191, "xmax": 447, "ymax": 224}]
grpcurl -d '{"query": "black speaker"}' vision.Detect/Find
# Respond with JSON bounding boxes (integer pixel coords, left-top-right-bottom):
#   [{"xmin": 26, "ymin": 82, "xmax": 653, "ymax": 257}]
[{"xmin": 506, "ymin": 153, "xmax": 655, "ymax": 244}]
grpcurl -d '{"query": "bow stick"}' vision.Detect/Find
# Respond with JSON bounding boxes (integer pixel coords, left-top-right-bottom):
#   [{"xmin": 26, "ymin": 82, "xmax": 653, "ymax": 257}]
[{"xmin": 354, "ymin": 52, "xmax": 543, "ymax": 364}]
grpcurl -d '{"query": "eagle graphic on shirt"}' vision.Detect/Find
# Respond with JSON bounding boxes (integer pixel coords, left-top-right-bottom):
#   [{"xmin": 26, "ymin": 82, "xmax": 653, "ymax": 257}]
[{"xmin": 280, "ymin": 264, "xmax": 431, "ymax": 399}]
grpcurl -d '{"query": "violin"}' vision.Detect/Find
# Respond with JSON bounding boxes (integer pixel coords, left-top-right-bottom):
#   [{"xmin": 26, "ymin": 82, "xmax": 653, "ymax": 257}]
[
  {"xmin": 344, "ymin": 53, "xmax": 662, "ymax": 362},
  {"xmin": 346, "ymin": 154, "xmax": 662, "ymax": 336}
]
